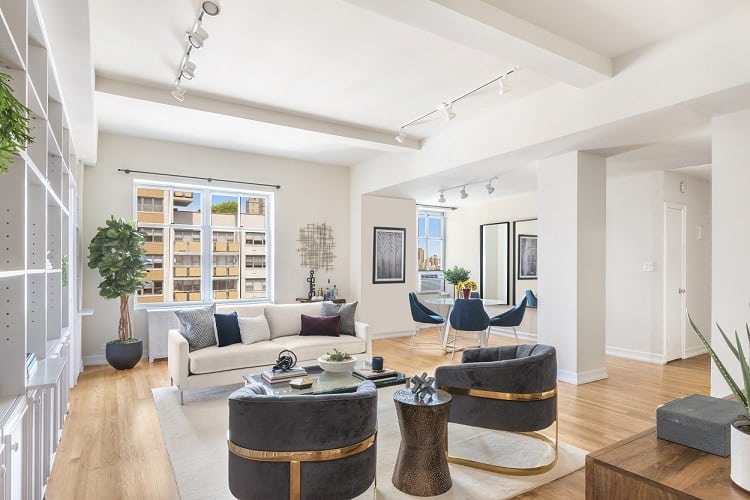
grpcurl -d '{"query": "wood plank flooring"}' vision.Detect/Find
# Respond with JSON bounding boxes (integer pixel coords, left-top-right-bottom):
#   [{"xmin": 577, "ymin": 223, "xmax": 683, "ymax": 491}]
[{"xmin": 46, "ymin": 329, "xmax": 709, "ymax": 499}]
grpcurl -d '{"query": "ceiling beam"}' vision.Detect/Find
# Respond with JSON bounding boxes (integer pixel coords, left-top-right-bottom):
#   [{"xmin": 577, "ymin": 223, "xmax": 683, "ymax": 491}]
[
  {"xmin": 95, "ymin": 77, "xmax": 420, "ymax": 152},
  {"xmin": 345, "ymin": 0, "xmax": 612, "ymax": 88}
]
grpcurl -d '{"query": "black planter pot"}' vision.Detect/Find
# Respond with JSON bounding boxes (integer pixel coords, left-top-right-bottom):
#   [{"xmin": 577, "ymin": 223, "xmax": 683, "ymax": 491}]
[{"xmin": 105, "ymin": 339, "xmax": 143, "ymax": 370}]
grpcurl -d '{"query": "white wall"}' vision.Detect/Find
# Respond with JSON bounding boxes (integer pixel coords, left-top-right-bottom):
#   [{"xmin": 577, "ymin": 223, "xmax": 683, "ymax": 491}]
[
  {"xmin": 711, "ymin": 109, "xmax": 750, "ymax": 398},
  {"xmin": 358, "ymin": 195, "xmax": 417, "ymax": 337},
  {"xmin": 82, "ymin": 133, "xmax": 350, "ymax": 363},
  {"xmin": 605, "ymin": 170, "xmax": 711, "ymax": 363}
]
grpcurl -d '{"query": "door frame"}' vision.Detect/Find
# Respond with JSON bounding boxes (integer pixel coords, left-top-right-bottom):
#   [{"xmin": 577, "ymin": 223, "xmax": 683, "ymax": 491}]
[{"xmin": 662, "ymin": 202, "xmax": 687, "ymax": 363}]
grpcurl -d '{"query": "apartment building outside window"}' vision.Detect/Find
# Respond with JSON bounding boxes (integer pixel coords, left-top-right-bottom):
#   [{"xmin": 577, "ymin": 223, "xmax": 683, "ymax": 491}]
[
  {"xmin": 134, "ymin": 183, "xmax": 272, "ymax": 305},
  {"xmin": 417, "ymin": 211, "xmax": 444, "ymax": 271}
]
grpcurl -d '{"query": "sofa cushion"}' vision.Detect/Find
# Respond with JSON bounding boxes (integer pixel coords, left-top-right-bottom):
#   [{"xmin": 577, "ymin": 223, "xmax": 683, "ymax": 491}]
[
  {"xmin": 175, "ymin": 304, "xmax": 217, "ymax": 352},
  {"xmin": 189, "ymin": 340, "xmax": 282, "ymax": 374},
  {"xmin": 321, "ymin": 301, "xmax": 358, "ymax": 335},
  {"xmin": 264, "ymin": 303, "xmax": 322, "ymax": 339},
  {"xmin": 300, "ymin": 314, "xmax": 340, "ymax": 336},
  {"xmin": 272, "ymin": 335, "xmax": 367, "ymax": 362},
  {"xmin": 215, "ymin": 312, "xmax": 242, "ymax": 347},
  {"xmin": 238, "ymin": 315, "xmax": 271, "ymax": 344}
]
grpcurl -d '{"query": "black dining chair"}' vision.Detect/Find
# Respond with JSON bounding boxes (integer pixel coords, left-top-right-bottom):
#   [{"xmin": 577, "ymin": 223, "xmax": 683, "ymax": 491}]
[
  {"xmin": 488, "ymin": 297, "xmax": 527, "ymax": 344},
  {"xmin": 408, "ymin": 292, "xmax": 445, "ymax": 348},
  {"xmin": 448, "ymin": 299, "xmax": 490, "ymax": 358}
]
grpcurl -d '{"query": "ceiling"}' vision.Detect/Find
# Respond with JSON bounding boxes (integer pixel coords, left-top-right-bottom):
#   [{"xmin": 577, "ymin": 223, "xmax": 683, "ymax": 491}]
[{"xmin": 86, "ymin": 0, "xmax": 745, "ymax": 203}]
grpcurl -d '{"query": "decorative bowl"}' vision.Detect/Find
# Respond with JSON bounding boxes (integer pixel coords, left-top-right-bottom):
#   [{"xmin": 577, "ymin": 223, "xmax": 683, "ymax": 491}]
[{"xmin": 317, "ymin": 355, "xmax": 357, "ymax": 372}]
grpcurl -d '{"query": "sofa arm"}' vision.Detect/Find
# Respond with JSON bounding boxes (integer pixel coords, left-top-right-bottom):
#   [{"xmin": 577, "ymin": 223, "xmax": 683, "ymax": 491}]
[
  {"xmin": 354, "ymin": 321, "xmax": 372, "ymax": 356},
  {"xmin": 168, "ymin": 329, "xmax": 189, "ymax": 389}
]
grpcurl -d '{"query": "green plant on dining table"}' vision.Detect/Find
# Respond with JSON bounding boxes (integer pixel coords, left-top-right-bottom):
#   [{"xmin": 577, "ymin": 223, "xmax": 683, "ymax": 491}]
[
  {"xmin": 689, "ymin": 315, "xmax": 750, "ymax": 427},
  {"xmin": 444, "ymin": 266, "xmax": 470, "ymax": 286}
]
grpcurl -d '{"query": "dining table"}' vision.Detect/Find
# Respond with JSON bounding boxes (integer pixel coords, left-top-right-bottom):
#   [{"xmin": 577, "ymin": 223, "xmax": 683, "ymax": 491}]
[{"xmin": 423, "ymin": 297, "xmax": 502, "ymax": 350}]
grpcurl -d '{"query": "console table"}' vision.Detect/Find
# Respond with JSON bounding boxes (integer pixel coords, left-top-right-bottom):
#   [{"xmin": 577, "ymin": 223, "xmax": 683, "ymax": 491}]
[
  {"xmin": 295, "ymin": 298, "xmax": 346, "ymax": 304},
  {"xmin": 586, "ymin": 427, "xmax": 750, "ymax": 499}
]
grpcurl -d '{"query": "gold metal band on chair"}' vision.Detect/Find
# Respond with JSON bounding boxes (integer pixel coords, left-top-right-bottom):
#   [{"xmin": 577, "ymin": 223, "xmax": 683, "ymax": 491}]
[
  {"xmin": 227, "ymin": 433, "xmax": 376, "ymax": 500},
  {"xmin": 440, "ymin": 385, "xmax": 557, "ymax": 401}
]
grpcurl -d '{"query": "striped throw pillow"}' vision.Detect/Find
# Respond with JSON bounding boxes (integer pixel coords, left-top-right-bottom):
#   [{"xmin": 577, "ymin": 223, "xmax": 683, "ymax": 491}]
[{"xmin": 238, "ymin": 314, "xmax": 271, "ymax": 344}]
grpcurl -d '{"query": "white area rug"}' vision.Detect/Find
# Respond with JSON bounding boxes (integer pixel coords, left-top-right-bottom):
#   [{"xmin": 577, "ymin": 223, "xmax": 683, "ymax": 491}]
[{"xmin": 153, "ymin": 384, "xmax": 586, "ymax": 499}]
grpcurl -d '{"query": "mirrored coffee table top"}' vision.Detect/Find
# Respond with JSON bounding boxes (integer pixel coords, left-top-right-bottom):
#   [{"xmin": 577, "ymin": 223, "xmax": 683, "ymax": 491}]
[{"xmin": 243, "ymin": 363, "xmax": 406, "ymax": 396}]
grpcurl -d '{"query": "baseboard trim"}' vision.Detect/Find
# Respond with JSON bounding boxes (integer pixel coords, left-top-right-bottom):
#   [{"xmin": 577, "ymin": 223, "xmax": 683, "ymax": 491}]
[
  {"xmin": 558, "ymin": 367, "xmax": 608, "ymax": 385},
  {"xmin": 371, "ymin": 330, "xmax": 412, "ymax": 340},
  {"xmin": 684, "ymin": 345, "xmax": 707, "ymax": 358},
  {"xmin": 487, "ymin": 327, "xmax": 536, "ymax": 342},
  {"xmin": 606, "ymin": 346, "xmax": 664, "ymax": 364},
  {"xmin": 83, "ymin": 353, "xmax": 148, "ymax": 367}
]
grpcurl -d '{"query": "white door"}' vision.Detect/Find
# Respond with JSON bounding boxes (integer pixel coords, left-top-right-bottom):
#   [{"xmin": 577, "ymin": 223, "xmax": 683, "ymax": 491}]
[{"xmin": 663, "ymin": 203, "xmax": 686, "ymax": 362}]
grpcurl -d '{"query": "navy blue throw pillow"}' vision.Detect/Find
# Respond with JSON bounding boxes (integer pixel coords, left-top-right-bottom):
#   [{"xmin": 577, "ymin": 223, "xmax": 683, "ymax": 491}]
[{"xmin": 214, "ymin": 312, "xmax": 241, "ymax": 347}]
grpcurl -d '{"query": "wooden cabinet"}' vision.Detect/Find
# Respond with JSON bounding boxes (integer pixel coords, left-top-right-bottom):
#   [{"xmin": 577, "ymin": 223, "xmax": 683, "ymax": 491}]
[{"xmin": 0, "ymin": 0, "xmax": 82, "ymax": 498}]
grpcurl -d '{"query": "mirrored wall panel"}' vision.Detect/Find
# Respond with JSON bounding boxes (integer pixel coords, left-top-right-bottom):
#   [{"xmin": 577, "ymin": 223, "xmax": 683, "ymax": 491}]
[{"xmin": 480, "ymin": 222, "xmax": 510, "ymax": 304}]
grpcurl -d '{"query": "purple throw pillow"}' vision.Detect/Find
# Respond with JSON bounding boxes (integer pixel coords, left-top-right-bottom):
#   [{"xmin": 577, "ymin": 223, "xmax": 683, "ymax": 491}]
[{"xmin": 299, "ymin": 314, "xmax": 340, "ymax": 336}]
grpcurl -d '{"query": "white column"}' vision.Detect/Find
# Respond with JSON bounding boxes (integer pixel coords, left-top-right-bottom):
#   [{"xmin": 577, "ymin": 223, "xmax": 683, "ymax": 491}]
[
  {"xmin": 537, "ymin": 151, "xmax": 607, "ymax": 384},
  {"xmin": 711, "ymin": 109, "xmax": 750, "ymax": 398}
]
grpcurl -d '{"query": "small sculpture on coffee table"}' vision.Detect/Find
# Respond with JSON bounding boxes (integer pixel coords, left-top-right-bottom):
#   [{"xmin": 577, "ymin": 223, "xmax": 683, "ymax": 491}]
[
  {"xmin": 272, "ymin": 350, "xmax": 297, "ymax": 372},
  {"xmin": 410, "ymin": 372, "xmax": 437, "ymax": 400}
]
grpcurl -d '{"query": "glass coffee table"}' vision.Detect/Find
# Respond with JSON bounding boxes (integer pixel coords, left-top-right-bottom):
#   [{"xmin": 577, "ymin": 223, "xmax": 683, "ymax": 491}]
[{"xmin": 243, "ymin": 364, "xmax": 406, "ymax": 396}]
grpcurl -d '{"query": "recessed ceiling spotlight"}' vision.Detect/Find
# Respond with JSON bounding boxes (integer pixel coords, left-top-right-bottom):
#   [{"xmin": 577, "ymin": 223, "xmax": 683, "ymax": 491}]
[
  {"xmin": 180, "ymin": 60, "xmax": 196, "ymax": 80},
  {"xmin": 498, "ymin": 77, "xmax": 512, "ymax": 95},
  {"xmin": 186, "ymin": 24, "xmax": 209, "ymax": 48},
  {"xmin": 485, "ymin": 178, "xmax": 496, "ymax": 195},
  {"xmin": 438, "ymin": 191, "xmax": 446, "ymax": 204},
  {"xmin": 395, "ymin": 128, "xmax": 407, "ymax": 144},
  {"xmin": 438, "ymin": 102, "xmax": 455, "ymax": 121},
  {"xmin": 459, "ymin": 186, "xmax": 468, "ymax": 199},
  {"xmin": 201, "ymin": 0, "xmax": 221, "ymax": 16}
]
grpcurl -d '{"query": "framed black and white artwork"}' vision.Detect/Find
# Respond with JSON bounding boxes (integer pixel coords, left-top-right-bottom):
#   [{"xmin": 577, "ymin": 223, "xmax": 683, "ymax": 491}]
[
  {"xmin": 372, "ymin": 227, "xmax": 406, "ymax": 284},
  {"xmin": 517, "ymin": 234, "xmax": 538, "ymax": 280}
]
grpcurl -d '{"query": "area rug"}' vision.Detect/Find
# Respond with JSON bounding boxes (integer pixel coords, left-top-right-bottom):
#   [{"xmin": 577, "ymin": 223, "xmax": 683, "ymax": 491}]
[{"xmin": 153, "ymin": 384, "xmax": 586, "ymax": 499}]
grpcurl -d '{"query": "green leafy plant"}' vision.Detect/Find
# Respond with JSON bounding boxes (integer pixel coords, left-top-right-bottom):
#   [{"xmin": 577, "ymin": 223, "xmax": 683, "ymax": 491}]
[
  {"xmin": 88, "ymin": 217, "xmax": 148, "ymax": 342},
  {"xmin": 324, "ymin": 348, "xmax": 351, "ymax": 362},
  {"xmin": 444, "ymin": 266, "xmax": 470, "ymax": 285},
  {"xmin": 0, "ymin": 72, "xmax": 33, "ymax": 174},
  {"xmin": 689, "ymin": 315, "xmax": 750, "ymax": 426}
]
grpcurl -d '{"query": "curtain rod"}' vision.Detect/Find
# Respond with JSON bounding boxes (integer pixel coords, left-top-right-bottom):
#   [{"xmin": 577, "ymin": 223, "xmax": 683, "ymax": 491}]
[
  {"xmin": 117, "ymin": 168, "xmax": 281, "ymax": 189},
  {"xmin": 417, "ymin": 203, "xmax": 457, "ymax": 211}
]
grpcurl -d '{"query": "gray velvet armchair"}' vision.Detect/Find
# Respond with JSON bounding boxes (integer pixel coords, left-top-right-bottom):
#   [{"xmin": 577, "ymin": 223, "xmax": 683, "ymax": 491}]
[
  {"xmin": 434, "ymin": 344, "xmax": 558, "ymax": 474},
  {"xmin": 227, "ymin": 381, "xmax": 378, "ymax": 500}
]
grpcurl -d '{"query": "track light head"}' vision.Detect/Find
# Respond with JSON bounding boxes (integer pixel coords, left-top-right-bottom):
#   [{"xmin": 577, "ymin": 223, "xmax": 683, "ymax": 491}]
[
  {"xmin": 180, "ymin": 60, "xmax": 196, "ymax": 80},
  {"xmin": 498, "ymin": 77, "xmax": 512, "ymax": 95},
  {"xmin": 186, "ymin": 25, "xmax": 209, "ymax": 48},
  {"xmin": 201, "ymin": 0, "xmax": 221, "ymax": 16},
  {"xmin": 438, "ymin": 102, "xmax": 455, "ymax": 121},
  {"xmin": 395, "ymin": 128, "xmax": 407, "ymax": 144},
  {"xmin": 171, "ymin": 85, "xmax": 186, "ymax": 102},
  {"xmin": 459, "ymin": 186, "xmax": 468, "ymax": 199},
  {"xmin": 485, "ymin": 177, "xmax": 496, "ymax": 195},
  {"xmin": 438, "ymin": 191, "xmax": 446, "ymax": 204}
]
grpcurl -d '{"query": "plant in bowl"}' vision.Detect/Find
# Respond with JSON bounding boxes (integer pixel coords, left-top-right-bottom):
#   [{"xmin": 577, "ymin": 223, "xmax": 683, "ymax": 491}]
[
  {"xmin": 88, "ymin": 216, "xmax": 149, "ymax": 370},
  {"xmin": 318, "ymin": 348, "xmax": 357, "ymax": 372},
  {"xmin": 689, "ymin": 315, "xmax": 750, "ymax": 491}
]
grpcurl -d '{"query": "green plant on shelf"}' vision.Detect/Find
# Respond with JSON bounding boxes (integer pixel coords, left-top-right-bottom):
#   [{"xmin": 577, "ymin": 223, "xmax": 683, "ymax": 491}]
[
  {"xmin": 0, "ymin": 72, "xmax": 33, "ymax": 175},
  {"xmin": 323, "ymin": 348, "xmax": 351, "ymax": 362}
]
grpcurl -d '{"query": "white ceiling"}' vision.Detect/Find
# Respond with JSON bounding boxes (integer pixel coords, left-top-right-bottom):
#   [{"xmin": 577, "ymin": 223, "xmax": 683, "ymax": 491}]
[{"xmin": 85, "ymin": 0, "xmax": 745, "ymax": 201}]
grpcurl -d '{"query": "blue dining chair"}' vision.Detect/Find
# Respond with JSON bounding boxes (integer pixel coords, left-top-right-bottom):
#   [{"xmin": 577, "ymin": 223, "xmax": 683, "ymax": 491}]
[
  {"xmin": 469, "ymin": 291, "xmax": 480, "ymax": 299},
  {"xmin": 448, "ymin": 299, "xmax": 490, "ymax": 358},
  {"xmin": 488, "ymin": 297, "xmax": 527, "ymax": 344},
  {"xmin": 525, "ymin": 289, "xmax": 537, "ymax": 308},
  {"xmin": 408, "ymin": 292, "xmax": 445, "ymax": 348}
]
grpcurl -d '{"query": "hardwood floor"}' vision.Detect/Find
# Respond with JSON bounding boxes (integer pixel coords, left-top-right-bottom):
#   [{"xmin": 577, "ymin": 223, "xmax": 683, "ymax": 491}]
[{"xmin": 46, "ymin": 330, "xmax": 709, "ymax": 499}]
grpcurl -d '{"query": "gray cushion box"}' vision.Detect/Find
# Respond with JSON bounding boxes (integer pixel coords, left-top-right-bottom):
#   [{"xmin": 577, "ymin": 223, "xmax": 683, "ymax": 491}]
[{"xmin": 656, "ymin": 393, "xmax": 745, "ymax": 457}]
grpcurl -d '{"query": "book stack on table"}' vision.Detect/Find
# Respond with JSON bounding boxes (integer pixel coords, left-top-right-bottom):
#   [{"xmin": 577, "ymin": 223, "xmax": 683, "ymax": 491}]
[
  {"xmin": 261, "ymin": 366, "xmax": 308, "ymax": 384},
  {"xmin": 353, "ymin": 367, "xmax": 399, "ymax": 383}
]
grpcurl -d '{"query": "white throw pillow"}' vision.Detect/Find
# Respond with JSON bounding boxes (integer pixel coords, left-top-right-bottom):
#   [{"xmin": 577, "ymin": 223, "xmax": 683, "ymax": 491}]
[{"xmin": 238, "ymin": 315, "xmax": 271, "ymax": 345}]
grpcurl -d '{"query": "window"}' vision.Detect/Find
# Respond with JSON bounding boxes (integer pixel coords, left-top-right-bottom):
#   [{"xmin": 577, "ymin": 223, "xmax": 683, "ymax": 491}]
[
  {"xmin": 417, "ymin": 211, "xmax": 444, "ymax": 271},
  {"xmin": 134, "ymin": 182, "xmax": 272, "ymax": 305}
]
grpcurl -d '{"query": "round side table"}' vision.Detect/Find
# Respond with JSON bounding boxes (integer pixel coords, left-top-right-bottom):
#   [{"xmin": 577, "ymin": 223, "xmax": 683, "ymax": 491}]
[{"xmin": 391, "ymin": 388, "xmax": 452, "ymax": 496}]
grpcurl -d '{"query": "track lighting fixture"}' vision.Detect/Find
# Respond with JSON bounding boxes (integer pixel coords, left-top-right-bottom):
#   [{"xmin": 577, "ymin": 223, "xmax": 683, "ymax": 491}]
[
  {"xmin": 170, "ymin": 3, "xmax": 221, "ymax": 101},
  {"xmin": 201, "ymin": 0, "xmax": 221, "ymax": 16},
  {"xmin": 485, "ymin": 177, "xmax": 496, "ymax": 195},
  {"xmin": 439, "ymin": 102, "xmax": 455, "ymax": 121},
  {"xmin": 395, "ymin": 65, "xmax": 519, "ymax": 143},
  {"xmin": 186, "ymin": 24, "xmax": 209, "ymax": 49},
  {"xmin": 459, "ymin": 186, "xmax": 468, "ymax": 199},
  {"xmin": 438, "ymin": 191, "xmax": 446, "ymax": 204}
]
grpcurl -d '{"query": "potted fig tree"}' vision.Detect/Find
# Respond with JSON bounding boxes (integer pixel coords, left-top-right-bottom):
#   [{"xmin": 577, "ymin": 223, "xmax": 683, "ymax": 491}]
[
  {"xmin": 0, "ymin": 72, "xmax": 33, "ymax": 174},
  {"xmin": 689, "ymin": 316, "xmax": 750, "ymax": 491},
  {"xmin": 88, "ymin": 216, "xmax": 149, "ymax": 370}
]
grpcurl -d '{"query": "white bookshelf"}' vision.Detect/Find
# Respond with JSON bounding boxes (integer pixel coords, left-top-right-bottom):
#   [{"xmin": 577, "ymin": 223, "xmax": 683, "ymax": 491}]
[{"xmin": 0, "ymin": 0, "xmax": 83, "ymax": 497}]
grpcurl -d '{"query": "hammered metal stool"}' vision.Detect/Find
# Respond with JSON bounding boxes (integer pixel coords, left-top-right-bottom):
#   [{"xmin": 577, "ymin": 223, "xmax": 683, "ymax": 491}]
[
  {"xmin": 391, "ymin": 388, "xmax": 453, "ymax": 496},
  {"xmin": 227, "ymin": 381, "xmax": 378, "ymax": 500}
]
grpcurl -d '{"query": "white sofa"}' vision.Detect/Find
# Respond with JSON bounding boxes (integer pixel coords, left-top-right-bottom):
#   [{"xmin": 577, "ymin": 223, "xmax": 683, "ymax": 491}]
[{"xmin": 167, "ymin": 302, "xmax": 371, "ymax": 403}]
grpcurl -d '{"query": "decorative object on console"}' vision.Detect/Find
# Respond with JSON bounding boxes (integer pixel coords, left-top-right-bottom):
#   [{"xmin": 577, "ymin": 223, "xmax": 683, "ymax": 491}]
[
  {"xmin": 306, "ymin": 269, "xmax": 316, "ymax": 299},
  {"xmin": 0, "ymin": 72, "xmax": 33, "ymax": 175},
  {"xmin": 272, "ymin": 349, "xmax": 298, "ymax": 372},
  {"xmin": 321, "ymin": 301, "xmax": 358, "ymax": 335},
  {"xmin": 410, "ymin": 372, "xmax": 437, "ymax": 400},
  {"xmin": 318, "ymin": 348, "xmax": 357, "ymax": 372},
  {"xmin": 297, "ymin": 222, "xmax": 336, "ymax": 271},
  {"xmin": 373, "ymin": 227, "xmax": 406, "ymax": 284},
  {"xmin": 88, "ymin": 216, "xmax": 149, "ymax": 370},
  {"xmin": 689, "ymin": 315, "xmax": 750, "ymax": 491}
]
